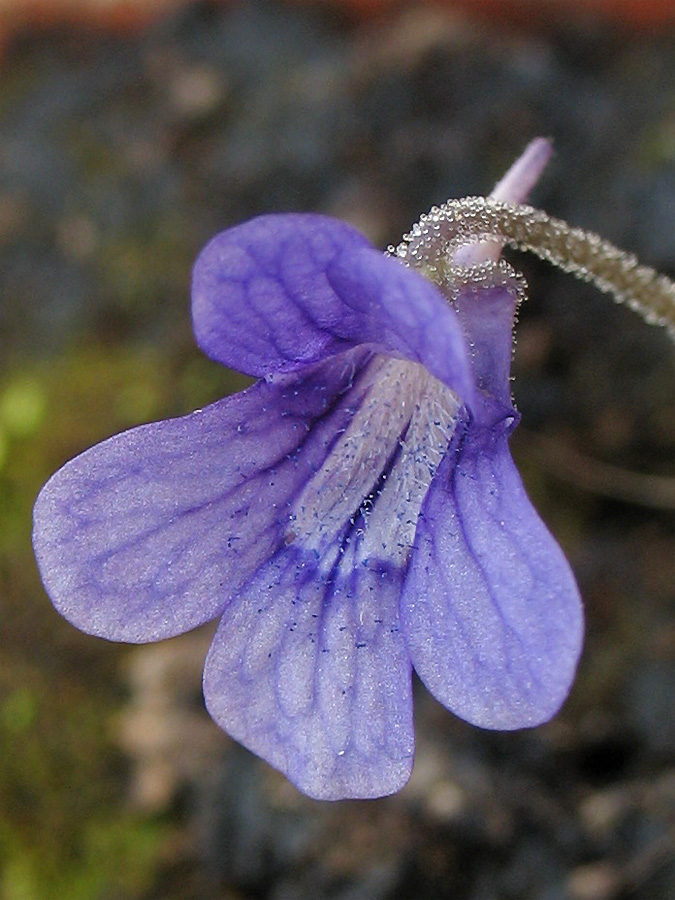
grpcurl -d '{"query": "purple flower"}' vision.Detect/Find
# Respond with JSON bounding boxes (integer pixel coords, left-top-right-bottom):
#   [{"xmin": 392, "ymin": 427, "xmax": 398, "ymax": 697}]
[{"xmin": 33, "ymin": 140, "xmax": 585, "ymax": 800}]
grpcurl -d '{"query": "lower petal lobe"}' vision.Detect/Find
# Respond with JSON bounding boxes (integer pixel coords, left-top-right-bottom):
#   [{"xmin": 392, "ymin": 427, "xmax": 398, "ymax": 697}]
[
  {"xmin": 203, "ymin": 546, "xmax": 414, "ymax": 800},
  {"xmin": 34, "ymin": 345, "xmax": 417, "ymax": 798},
  {"xmin": 401, "ymin": 431, "xmax": 583, "ymax": 730}
]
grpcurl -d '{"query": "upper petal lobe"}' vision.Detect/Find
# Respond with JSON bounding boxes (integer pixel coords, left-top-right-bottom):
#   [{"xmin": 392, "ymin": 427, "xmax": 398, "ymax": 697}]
[{"xmin": 191, "ymin": 213, "xmax": 475, "ymax": 406}]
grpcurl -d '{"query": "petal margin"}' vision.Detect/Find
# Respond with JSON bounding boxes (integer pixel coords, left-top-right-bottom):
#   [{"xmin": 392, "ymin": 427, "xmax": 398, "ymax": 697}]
[
  {"xmin": 191, "ymin": 214, "xmax": 475, "ymax": 405},
  {"xmin": 203, "ymin": 548, "xmax": 414, "ymax": 800},
  {"xmin": 401, "ymin": 431, "xmax": 583, "ymax": 730}
]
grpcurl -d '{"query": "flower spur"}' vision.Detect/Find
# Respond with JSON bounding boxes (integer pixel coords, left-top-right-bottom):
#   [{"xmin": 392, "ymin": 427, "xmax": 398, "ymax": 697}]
[{"xmin": 33, "ymin": 140, "xmax": 675, "ymax": 800}]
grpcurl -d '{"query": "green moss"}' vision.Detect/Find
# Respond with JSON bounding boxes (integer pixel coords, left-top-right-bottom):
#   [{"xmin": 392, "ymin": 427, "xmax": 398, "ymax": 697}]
[
  {"xmin": 0, "ymin": 378, "xmax": 46, "ymax": 439},
  {"xmin": 0, "ymin": 340, "xmax": 241, "ymax": 900}
]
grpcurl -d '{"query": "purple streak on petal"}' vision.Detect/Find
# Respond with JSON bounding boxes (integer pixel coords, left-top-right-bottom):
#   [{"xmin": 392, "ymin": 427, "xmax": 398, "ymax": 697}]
[
  {"xmin": 33, "ymin": 348, "xmax": 386, "ymax": 642},
  {"xmin": 401, "ymin": 431, "xmax": 583, "ymax": 730},
  {"xmin": 203, "ymin": 548, "xmax": 414, "ymax": 800},
  {"xmin": 192, "ymin": 214, "xmax": 475, "ymax": 406}
]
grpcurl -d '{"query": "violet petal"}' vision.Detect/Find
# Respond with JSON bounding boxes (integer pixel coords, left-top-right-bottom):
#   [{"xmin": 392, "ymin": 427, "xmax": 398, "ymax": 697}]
[
  {"xmin": 203, "ymin": 548, "xmax": 414, "ymax": 800},
  {"xmin": 33, "ymin": 348, "xmax": 384, "ymax": 642},
  {"xmin": 192, "ymin": 213, "xmax": 475, "ymax": 406},
  {"xmin": 401, "ymin": 430, "xmax": 583, "ymax": 729}
]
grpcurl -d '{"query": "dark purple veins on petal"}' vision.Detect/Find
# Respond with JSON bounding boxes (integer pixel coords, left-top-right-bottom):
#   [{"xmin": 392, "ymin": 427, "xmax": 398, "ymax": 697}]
[
  {"xmin": 203, "ymin": 541, "xmax": 415, "ymax": 800},
  {"xmin": 33, "ymin": 346, "xmax": 445, "ymax": 650},
  {"xmin": 32, "ymin": 348, "xmax": 377, "ymax": 641}
]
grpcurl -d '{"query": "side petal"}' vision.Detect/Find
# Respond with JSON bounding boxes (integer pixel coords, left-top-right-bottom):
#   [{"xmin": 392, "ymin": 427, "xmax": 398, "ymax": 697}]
[
  {"xmin": 33, "ymin": 348, "xmax": 378, "ymax": 642},
  {"xmin": 191, "ymin": 213, "xmax": 475, "ymax": 405},
  {"xmin": 203, "ymin": 548, "xmax": 414, "ymax": 800},
  {"xmin": 401, "ymin": 432, "xmax": 583, "ymax": 729}
]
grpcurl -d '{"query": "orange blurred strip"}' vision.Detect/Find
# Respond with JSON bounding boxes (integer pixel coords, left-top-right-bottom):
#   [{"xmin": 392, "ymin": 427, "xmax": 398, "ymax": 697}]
[
  {"xmin": 452, "ymin": 0, "xmax": 675, "ymax": 27},
  {"xmin": 0, "ymin": 0, "xmax": 230, "ymax": 52},
  {"xmin": 0, "ymin": 0, "xmax": 178, "ymax": 33},
  {"xmin": 305, "ymin": 0, "xmax": 675, "ymax": 28},
  {"xmin": 0, "ymin": 0, "xmax": 673, "ymax": 54}
]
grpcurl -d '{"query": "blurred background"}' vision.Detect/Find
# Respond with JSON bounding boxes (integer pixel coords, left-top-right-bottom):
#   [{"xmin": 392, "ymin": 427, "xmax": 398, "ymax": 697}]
[{"xmin": 1, "ymin": 1, "xmax": 674, "ymax": 898}]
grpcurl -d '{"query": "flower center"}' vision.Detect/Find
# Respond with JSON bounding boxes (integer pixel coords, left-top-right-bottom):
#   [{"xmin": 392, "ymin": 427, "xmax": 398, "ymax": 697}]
[{"xmin": 288, "ymin": 355, "xmax": 461, "ymax": 571}]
